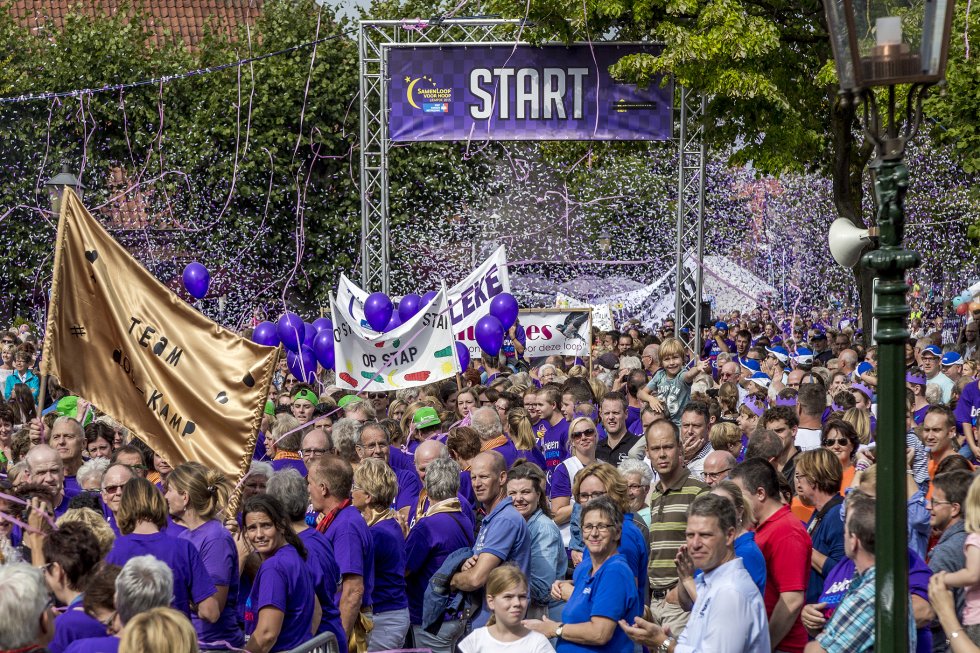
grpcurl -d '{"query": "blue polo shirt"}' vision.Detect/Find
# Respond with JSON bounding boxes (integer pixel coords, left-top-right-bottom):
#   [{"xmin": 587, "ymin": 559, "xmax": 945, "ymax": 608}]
[
  {"xmin": 472, "ymin": 497, "xmax": 531, "ymax": 626},
  {"xmin": 581, "ymin": 513, "xmax": 649, "ymax": 599},
  {"xmin": 558, "ymin": 553, "xmax": 642, "ymax": 653},
  {"xmin": 806, "ymin": 495, "xmax": 846, "ymax": 604}
]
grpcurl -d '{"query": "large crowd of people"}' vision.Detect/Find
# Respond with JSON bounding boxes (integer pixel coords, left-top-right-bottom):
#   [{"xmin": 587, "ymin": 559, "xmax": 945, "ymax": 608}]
[{"xmin": 1, "ymin": 301, "xmax": 980, "ymax": 653}]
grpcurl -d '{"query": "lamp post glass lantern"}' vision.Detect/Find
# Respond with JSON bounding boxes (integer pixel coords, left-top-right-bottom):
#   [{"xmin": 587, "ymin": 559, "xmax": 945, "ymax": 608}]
[
  {"xmin": 45, "ymin": 165, "xmax": 84, "ymax": 215},
  {"xmin": 824, "ymin": 0, "xmax": 953, "ymax": 650}
]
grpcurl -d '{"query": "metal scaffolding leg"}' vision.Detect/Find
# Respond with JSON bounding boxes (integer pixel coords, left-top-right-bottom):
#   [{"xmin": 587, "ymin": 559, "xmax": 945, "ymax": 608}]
[
  {"xmin": 359, "ymin": 24, "xmax": 389, "ymax": 293},
  {"xmin": 674, "ymin": 87, "xmax": 707, "ymax": 355}
]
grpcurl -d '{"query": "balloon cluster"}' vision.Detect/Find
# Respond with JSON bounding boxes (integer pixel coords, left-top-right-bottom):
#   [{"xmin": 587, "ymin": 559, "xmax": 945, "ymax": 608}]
[
  {"xmin": 474, "ymin": 293, "xmax": 519, "ymax": 357},
  {"xmin": 952, "ymin": 280, "xmax": 980, "ymax": 315}
]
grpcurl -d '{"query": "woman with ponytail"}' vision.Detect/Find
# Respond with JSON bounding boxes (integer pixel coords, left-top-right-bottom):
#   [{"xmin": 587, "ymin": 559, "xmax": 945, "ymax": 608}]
[{"xmin": 164, "ymin": 462, "xmax": 243, "ymax": 649}]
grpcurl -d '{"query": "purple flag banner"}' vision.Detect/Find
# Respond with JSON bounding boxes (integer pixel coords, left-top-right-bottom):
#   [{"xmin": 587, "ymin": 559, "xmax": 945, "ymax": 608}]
[{"xmin": 387, "ymin": 44, "xmax": 672, "ymax": 142}]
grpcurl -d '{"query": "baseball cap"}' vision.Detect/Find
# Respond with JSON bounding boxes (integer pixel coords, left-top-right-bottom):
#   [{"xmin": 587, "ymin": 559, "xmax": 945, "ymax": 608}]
[
  {"xmin": 715, "ymin": 321, "xmax": 729, "ymax": 331},
  {"xmin": 740, "ymin": 358, "xmax": 762, "ymax": 374},
  {"xmin": 766, "ymin": 346, "xmax": 789, "ymax": 364},
  {"xmin": 942, "ymin": 352, "xmax": 964, "ymax": 366},
  {"xmin": 811, "ymin": 331, "xmax": 828, "ymax": 341},
  {"xmin": 338, "ymin": 394, "xmax": 363, "ymax": 409},
  {"xmin": 412, "ymin": 406, "xmax": 440, "ymax": 430},
  {"xmin": 264, "ymin": 400, "xmax": 276, "ymax": 416},
  {"xmin": 856, "ymin": 361, "xmax": 873, "ymax": 376},
  {"xmin": 595, "ymin": 353, "xmax": 620, "ymax": 371},
  {"xmin": 742, "ymin": 372, "xmax": 772, "ymax": 388},
  {"xmin": 920, "ymin": 345, "xmax": 942, "ymax": 358},
  {"xmin": 793, "ymin": 347, "xmax": 814, "ymax": 365}
]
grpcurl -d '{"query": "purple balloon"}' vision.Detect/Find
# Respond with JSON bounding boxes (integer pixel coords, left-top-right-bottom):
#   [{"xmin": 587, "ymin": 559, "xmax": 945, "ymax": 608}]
[
  {"xmin": 182, "ymin": 261, "xmax": 210, "ymax": 300},
  {"xmin": 455, "ymin": 341, "xmax": 470, "ymax": 371},
  {"xmin": 421, "ymin": 290, "xmax": 438, "ymax": 307},
  {"xmin": 398, "ymin": 294, "xmax": 423, "ymax": 322},
  {"xmin": 384, "ymin": 311, "xmax": 403, "ymax": 333},
  {"xmin": 364, "ymin": 292, "xmax": 393, "ymax": 331},
  {"xmin": 303, "ymin": 323, "xmax": 317, "ymax": 349},
  {"xmin": 475, "ymin": 315, "xmax": 504, "ymax": 356},
  {"xmin": 313, "ymin": 329, "xmax": 335, "ymax": 370},
  {"xmin": 277, "ymin": 313, "xmax": 305, "ymax": 352},
  {"xmin": 312, "ymin": 317, "xmax": 333, "ymax": 333},
  {"xmin": 489, "ymin": 293, "xmax": 519, "ymax": 329},
  {"xmin": 252, "ymin": 321, "xmax": 280, "ymax": 347},
  {"xmin": 287, "ymin": 345, "xmax": 317, "ymax": 384}
]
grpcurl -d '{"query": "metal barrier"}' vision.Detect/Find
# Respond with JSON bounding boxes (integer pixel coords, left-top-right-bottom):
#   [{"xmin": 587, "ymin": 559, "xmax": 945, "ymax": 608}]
[{"xmin": 284, "ymin": 632, "xmax": 340, "ymax": 653}]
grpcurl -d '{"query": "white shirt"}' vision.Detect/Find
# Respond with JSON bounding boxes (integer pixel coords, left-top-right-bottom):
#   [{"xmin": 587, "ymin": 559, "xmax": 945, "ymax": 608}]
[
  {"xmin": 928, "ymin": 373, "xmax": 955, "ymax": 404},
  {"xmin": 675, "ymin": 557, "xmax": 771, "ymax": 653},
  {"xmin": 459, "ymin": 627, "xmax": 555, "ymax": 653},
  {"xmin": 795, "ymin": 427, "xmax": 822, "ymax": 451}
]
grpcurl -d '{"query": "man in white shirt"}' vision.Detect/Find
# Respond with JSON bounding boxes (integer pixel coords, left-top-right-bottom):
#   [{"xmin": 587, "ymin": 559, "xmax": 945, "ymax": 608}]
[
  {"xmin": 921, "ymin": 345, "xmax": 954, "ymax": 403},
  {"xmin": 619, "ymin": 492, "xmax": 770, "ymax": 653}
]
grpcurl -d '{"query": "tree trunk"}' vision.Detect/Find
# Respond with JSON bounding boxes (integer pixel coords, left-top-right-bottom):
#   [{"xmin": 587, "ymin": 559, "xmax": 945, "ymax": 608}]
[{"xmin": 830, "ymin": 94, "xmax": 877, "ymax": 339}]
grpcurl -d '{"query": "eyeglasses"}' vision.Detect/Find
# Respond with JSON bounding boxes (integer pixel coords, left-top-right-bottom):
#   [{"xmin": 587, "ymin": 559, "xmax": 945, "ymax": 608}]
[
  {"xmin": 578, "ymin": 490, "xmax": 607, "ymax": 501},
  {"xmin": 101, "ymin": 484, "xmax": 126, "ymax": 495},
  {"xmin": 925, "ymin": 499, "xmax": 953, "ymax": 509},
  {"xmin": 571, "ymin": 428, "xmax": 596, "ymax": 439},
  {"xmin": 822, "ymin": 438, "xmax": 850, "ymax": 447},
  {"xmin": 582, "ymin": 523, "xmax": 613, "ymax": 533},
  {"xmin": 704, "ymin": 468, "xmax": 732, "ymax": 480},
  {"xmin": 627, "ymin": 483, "xmax": 650, "ymax": 492},
  {"xmin": 300, "ymin": 448, "xmax": 329, "ymax": 458}
]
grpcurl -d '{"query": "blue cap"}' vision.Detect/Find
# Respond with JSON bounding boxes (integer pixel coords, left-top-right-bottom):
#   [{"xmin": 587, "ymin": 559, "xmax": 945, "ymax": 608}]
[
  {"xmin": 856, "ymin": 361, "xmax": 873, "ymax": 376},
  {"xmin": 715, "ymin": 321, "xmax": 729, "ymax": 331},
  {"xmin": 743, "ymin": 372, "xmax": 772, "ymax": 388},
  {"xmin": 942, "ymin": 351, "xmax": 964, "ymax": 366},
  {"xmin": 766, "ymin": 346, "xmax": 789, "ymax": 364},
  {"xmin": 811, "ymin": 331, "xmax": 827, "ymax": 341},
  {"xmin": 921, "ymin": 345, "xmax": 942, "ymax": 358},
  {"xmin": 793, "ymin": 347, "xmax": 814, "ymax": 364},
  {"xmin": 740, "ymin": 358, "xmax": 761, "ymax": 373}
]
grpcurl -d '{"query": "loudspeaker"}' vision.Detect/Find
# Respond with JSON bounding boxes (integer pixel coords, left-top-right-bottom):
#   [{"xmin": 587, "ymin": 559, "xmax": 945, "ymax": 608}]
[
  {"xmin": 828, "ymin": 218, "xmax": 874, "ymax": 269},
  {"xmin": 700, "ymin": 301, "xmax": 712, "ymax": 326}
]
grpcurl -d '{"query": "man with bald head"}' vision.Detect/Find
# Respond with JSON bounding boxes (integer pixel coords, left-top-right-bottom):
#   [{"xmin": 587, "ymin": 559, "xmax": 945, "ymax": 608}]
[
  {"xmin": 407, "ymin": 440, "xmax": 475, "ymax": 531},
  {"xmin": 100, "ymin": 463, "xmax": 136, "ymax": 535},
  {"xmin": 50, "ymin": 417, "xmax": 85, "ymax": 500},
  {"xmin": 25, "ymin": 445, "xmax": 71, "ymax": 516},
  {"xmin": 702, "ymin": 450, "xmax": 737, "ymax": 488},
  {"xmin": 642, "ymin": 344, "xmax": 661, "ymax": 377},
  {"xmin": 450, "ymin": 451, "xmax": 531, "ymax": 626},
  {"xmin": 300, "ymin": 427, "xmax": 333, "ymax": 467},
  {"xmin": 719, "ymin": 361, "xmax": 741, "ymax": 386},
  {"xmin": 838, "ymin": 349, "xmax": 858, "ymax": 378}
]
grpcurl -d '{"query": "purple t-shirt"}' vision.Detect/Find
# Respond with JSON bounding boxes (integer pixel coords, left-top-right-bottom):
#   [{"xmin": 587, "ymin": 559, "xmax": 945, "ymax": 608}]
[
  {"xmin": 64, "ymin": 475, "xmax": 82, "ymax": 501},
  {"xmin": 534, "ymin": 418, "xmax": 569, "ymax": 484},
  {"xmin": 491, "ymin": 438, "xmax": 523, "ymax": 470},
  {"xmin": 407, "ymin": 493, "xmax": 476, "ymax": 534},
  {"xmin": 625, "ymin": 406, "xmax": 643, "ymax": 435},
  {"xmin": 63, "ymin": 636, "xmax": 119, "ymax": 653},
  {"xmin": 244, "ymin": 544, "xmax": 316, "ymax": 651},
  {"xmin": 50, "ymin": 601, "xmax": 106, "ymax": 653},
  {"xmin": 178, "ymin": 520, "xmax": 243, "ymax": 647},
  {"xmin": 549, "ymin": 461, "xmax": 574, "ymax": 501},
  {"xmin": 389, "ymin": 446, "xmax": 415, "ymax": 472},
  {"xmin": 271, "ymin": 457, "xmax": 307, "ymax": 477},
  {"xmin": 298, "ymin": 528, "xmax": 347, "ymax": 653},
  {"xmin": 819, "ymin": 548, "xmax": 931, "ymax": 653},
  {"xmin": 394, "ymin": 466, "xmax": 423, "ymax": 511},
  {"xmin": 405, "ymin": 509, "xmax": 475, "ymax": 624},
  {"xmin": 105, "ymin": 531, "xmax": 216, "ymax": 618},
  {"xmin": 955, "ymin": 380, "xmax": 980, "ymax": 431},
  {"xmin": 459, "ymin": 470, "xmax": 476, "ymax": 506},
  {"xmin": 369, "ymin": 518, "xmax": 408, "ymax": 613},
  {"xmin": 321, "ymin": 505, "xmax": 375, "ymax": 607}
]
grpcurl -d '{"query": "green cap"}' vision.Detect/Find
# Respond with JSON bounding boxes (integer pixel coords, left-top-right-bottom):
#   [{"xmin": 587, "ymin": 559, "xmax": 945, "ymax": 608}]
[
  {"xmin": 338, "ymin": 394, "xmax": 363, "ymax": 409},
  {"xmin": 412, "ymin": 406, "xmax": 440, "ymax": 430},
  {"xmin": 55, "ymin": 396, "xmax": 94, "ymax": 426},
  {"xmin": 264, "ymin": 401, "xmax": 276, "ymax": 416}
]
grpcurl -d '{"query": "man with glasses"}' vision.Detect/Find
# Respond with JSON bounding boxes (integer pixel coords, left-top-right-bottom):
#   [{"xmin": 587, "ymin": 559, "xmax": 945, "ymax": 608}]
[
  {"xmin": 355, "ymin": 421, "xmax": 422, "ymax": 517},
  {"xmin": 928, "ymin": 470, "xmax": 971, "ymax": 647},
  {"xmin": 719, "ymin": 361, "xmax": 741, "ymax": 385},
  {"xmin": 300, "ymin": 427, "xmax": 333, "ymax": 465},
  {"xmin": 100, "ymin": 463, "xmax": 136, "ymax": 535},
  {"xmin": 645, "ymin": 419, "xmax": 708, "ymax": 637},
  {"xmin": 702, "ymin": 450, "xmax": 736, "ymax": 488}
]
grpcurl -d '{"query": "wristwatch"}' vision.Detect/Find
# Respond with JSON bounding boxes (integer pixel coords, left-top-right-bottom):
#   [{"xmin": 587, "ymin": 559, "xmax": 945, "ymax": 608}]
[
  {"xmin": 554, "ymin": 623, "xmax": 564, "ymax": 639},
  {"xmin": 655, "ymin": 636, "xmax": 675, "ymax": 653}
]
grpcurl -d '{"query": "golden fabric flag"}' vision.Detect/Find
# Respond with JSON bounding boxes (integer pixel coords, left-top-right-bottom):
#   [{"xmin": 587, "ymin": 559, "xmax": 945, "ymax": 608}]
[{"xmin": 41, "ymin": 189, "xmax": 278, "ymax": 480}]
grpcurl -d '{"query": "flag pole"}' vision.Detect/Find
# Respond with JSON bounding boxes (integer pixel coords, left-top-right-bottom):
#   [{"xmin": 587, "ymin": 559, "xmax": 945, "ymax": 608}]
[{"xmin": 38, "ymin": 189, "xmax": 71, "ymax": 443}]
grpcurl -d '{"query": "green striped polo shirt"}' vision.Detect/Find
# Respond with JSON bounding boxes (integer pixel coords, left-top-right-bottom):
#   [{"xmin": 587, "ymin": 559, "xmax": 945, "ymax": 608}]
[{"xmin": 647, "ymin": 468, "xmax": 708, "ymax": 590}]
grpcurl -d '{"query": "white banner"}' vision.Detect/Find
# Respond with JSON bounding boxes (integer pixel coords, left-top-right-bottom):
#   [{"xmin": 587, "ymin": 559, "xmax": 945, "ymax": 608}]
[
  {"xmin": 331, "ymin": 286, "xmax": 459, "ymax": 391},
  {"xmin": 448, "ymin": 245, "xmax": 511, "ymax": 355},
  {"xmin": 336, "ymin": 273, "xmax": 370, "ymax": 329},
  {"xmin": 518, "ymin": 309, "xmax": 592, "ymax": 357},
  {"xmin": 555, "ymin": 293, "xmax": 615, "ymax": 331}
]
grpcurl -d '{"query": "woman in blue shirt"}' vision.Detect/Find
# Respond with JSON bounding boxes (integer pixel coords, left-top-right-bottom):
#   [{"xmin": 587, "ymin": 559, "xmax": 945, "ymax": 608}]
[
  {"xmin": 525, "ymin": 496, "xmax": 642, "ymax": 652},
  {"xmin": 506, "ymin": 460, "xmax": 567, "ymax": 621}
]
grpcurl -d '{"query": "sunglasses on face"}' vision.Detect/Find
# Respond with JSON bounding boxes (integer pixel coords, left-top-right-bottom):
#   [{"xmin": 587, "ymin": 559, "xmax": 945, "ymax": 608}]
[
  {"xmin": 822, "ymin": 437, "xmax": 850, "ymax": 447},
  {"xmin": 571, "ymin": 428, "xmax": 596, "ymax": 439}
]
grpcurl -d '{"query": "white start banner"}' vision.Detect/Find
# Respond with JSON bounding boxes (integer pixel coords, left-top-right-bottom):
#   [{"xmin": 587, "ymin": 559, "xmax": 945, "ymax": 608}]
[
  {"xmin": 518, "ymin": 309, "xmax": 592, "ymax": 358},
  {"xmin": 330, "ymin": 286, "xmax": 459, "ymax": 392}
]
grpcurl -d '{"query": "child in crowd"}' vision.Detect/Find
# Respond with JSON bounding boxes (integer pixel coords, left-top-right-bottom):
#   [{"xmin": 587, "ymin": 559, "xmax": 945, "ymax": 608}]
[
  {"xmin": 458, "ymin": 566, "xmax": 554, "ymax": 653},
  {"xmin": 637, "ymin": 337, "xmax": 709, "ymax": 427},
  {"xmin": 939, "ymin": 474, "xmax": 980, "ymax": 643}
]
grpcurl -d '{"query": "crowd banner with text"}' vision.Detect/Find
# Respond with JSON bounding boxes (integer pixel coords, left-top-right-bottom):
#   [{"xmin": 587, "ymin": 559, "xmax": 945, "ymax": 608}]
[
  {"xmin": 41, "ymin": 189, "xmax": 278, "ymax": 480},
  {"xmin": 388, "ymin": 44, "xmax": 672, "ymax": 142},
  {"xmin": 518, "ymin": 309, "xmax": 593, "ymax": 358},
  {"xmin": 338, "ymin": 247, "xmax": 510, "ymax": 357},
  {"xmin": 331, "ymin": 286, "xmax": 459, "ymax": 392},
  {"xmin": 555, "ymin": 294, "xmax": 615, "ymax": 331}
]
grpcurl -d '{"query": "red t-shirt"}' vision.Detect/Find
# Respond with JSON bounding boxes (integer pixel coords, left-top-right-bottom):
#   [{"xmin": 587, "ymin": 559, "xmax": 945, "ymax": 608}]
[{"xmin": 754, "ymin": 504, "xmax": 813, "ymax": 653}]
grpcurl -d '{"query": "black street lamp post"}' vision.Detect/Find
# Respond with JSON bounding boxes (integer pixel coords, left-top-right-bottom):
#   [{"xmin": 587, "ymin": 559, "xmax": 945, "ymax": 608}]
[{"xmin": 822, "ymin": 0, "xmax": 955, "ymax": 650}]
